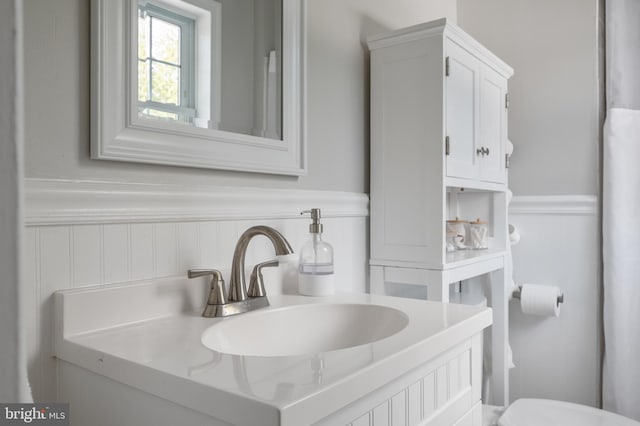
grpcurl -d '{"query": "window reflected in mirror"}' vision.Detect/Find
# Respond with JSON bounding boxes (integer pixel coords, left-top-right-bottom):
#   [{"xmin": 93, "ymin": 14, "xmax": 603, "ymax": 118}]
[
  {"xmin": 138, "ymin": 3, "xmax": 196, "ymax": 123},
  {"xmin": 136, "ymin": 0, "xmax": 282, "ymax": 140}
]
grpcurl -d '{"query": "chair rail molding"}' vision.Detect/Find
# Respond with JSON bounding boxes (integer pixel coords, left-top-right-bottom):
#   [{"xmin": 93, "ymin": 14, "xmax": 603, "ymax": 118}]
[
  {"xmin": 24, "ymin": 179, "xmax": 369, "ymax": 226},
  {"xmin": 509, "ymin": 195, "xmax": 598, "ymax": 216}
]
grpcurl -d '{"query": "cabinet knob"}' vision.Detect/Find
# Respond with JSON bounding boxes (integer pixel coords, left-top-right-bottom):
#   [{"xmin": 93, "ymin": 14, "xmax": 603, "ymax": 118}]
[{"xmin": 484, "ymin": 147, "xmax": 490, "ymax": 156}]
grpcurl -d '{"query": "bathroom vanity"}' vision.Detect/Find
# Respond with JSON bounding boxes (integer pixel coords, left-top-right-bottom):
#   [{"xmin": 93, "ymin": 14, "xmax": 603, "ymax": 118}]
[{"xmin": 54, "ymin": 278, "xmax": 491, "ymax": 426}]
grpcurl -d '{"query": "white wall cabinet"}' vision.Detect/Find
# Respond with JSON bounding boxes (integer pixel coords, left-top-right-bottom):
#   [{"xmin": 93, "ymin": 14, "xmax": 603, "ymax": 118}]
[
  {"xmin": 446, "ymin": 39, "xmax": 509, "ymax": 184},
  {"xmin": 367, "ymin": 18, "xmax": 513, "ymax": 407}
]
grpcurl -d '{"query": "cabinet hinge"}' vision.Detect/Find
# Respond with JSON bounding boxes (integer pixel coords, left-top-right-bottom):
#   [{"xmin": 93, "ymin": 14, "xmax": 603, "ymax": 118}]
[
  {"xmin": 505, "ymin": 93, "xmax": 510, "ymax": 110},
  {"xmin": 505, "ymin": 153, "xmax": 510, "ymax": 169},
  {"xmin": 445, "ymin": 136, "xmax": 450, "ymax": 156},
  {"xmin": 445, "ymin": 56, "xmax": 450, "ymax": 77}
]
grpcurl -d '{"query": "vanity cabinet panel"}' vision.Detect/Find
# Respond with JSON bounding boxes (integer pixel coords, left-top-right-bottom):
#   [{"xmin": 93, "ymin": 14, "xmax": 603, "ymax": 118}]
[{"xmin": 317, "ymin": 335, "xmax": 483, "ymax": 426}]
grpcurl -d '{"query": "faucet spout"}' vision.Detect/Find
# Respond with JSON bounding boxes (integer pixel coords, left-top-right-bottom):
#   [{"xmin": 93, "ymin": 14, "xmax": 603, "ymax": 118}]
[{"xmin": 229, "ymin": 226, "xmax": 293, "ymax": 302}]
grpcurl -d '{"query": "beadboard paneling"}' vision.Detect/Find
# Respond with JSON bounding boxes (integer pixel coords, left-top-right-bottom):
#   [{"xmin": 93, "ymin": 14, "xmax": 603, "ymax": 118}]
[
  {"xmin": 344, "ymin": 348, "xmax": 474, "ymax": 426},
  {"xmin": 103, "ymin": 224, "xmax": 128, "ymax": 284},
  {"xmin": 24, "ymin": 179, "xmax": 369, "ymax": 402},
  {"xmin": 508, "ymin": 195, "xmax": 600, "ymax": 406}
]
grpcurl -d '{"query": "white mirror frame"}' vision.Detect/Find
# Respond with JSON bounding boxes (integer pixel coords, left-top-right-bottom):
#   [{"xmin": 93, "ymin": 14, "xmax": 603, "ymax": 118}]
[{"xmin": 91, "ymin": 0, "xmax": 306, "ymax": 176}]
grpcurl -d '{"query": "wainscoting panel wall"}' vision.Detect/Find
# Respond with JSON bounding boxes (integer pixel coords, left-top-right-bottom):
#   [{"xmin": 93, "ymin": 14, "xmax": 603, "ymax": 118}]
[
  {"xmin": 508, "ymin": 195, "xmax": 600, "ymax": 406},
  {"xmin": 24, "ymin": 179, "xmax": 369, "ymax": 402},
  {"xmin": 23, "ymin": 181, "xmax": 599, "ymax": 406}
]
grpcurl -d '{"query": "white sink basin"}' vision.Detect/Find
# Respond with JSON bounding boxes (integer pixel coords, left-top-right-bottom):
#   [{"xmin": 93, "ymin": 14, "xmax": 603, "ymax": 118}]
[{"xmin": 201, "ymin": 303, "xmax": 409, "ymax": 356}]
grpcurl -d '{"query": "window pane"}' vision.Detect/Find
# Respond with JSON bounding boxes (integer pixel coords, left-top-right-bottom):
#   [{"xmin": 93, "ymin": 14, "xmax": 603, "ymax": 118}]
[
  {"xmin": 136, "ymin": 3, "xmax": 195, "ymax": 124},
  {"xmin": 138, "ymin": 59, "xmax": 150, "ymax": 102},
  {"xmin": 150, "ymin": 61, "xmax": 180, "ymax": 105},
  {"xmin": 138, "ymin": 12, "xmax": 150, "ymax": 59},
  {"xmin": 150, "ymin": 16, "xmax": 181, "ymax": 65}
]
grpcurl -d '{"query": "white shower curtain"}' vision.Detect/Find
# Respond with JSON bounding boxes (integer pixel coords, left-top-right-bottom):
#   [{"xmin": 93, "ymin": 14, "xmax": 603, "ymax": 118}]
[{"xmin": 602, "ymin": 0, "xmax": 640, "ymax": 420}]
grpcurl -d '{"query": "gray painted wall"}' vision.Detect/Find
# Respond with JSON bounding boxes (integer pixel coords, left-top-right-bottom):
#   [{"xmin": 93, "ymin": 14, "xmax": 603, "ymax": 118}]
[
  {"xmin": 23, "ymin": 0, "xmax": 455, "ymax": 194},
  {"xmin": 457, "ymin": 0, "xmax": 600, "ymax": 196}
]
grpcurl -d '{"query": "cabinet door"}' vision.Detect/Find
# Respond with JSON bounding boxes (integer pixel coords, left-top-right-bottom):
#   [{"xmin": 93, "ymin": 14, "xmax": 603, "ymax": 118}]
[
  {"xmin": 445, "ymin": 39, "xmax": 480, "ymax": 181},
  {"xmin": 478, "ymin": 64, "xmax": 508, "ymax": 183}
]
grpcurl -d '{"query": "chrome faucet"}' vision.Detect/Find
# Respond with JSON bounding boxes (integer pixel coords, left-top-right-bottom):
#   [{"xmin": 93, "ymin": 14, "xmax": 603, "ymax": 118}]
[{"xmin": 188, "ymin": 226, "xmax": 293, "ymax": 318}]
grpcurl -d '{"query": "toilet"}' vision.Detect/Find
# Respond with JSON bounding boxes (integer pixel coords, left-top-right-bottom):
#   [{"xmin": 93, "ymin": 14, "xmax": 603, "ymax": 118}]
[{"xmin": 496, "ymin": 399, "xmax": 640, "ymax": 426}]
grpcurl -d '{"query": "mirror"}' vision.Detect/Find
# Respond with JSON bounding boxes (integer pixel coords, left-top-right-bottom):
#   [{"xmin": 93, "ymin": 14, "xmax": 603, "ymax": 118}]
[
  {"xmin": 137, "ymin": 0, "xmax": 282, "ymax": 139},
  {"xmin": 91, "ymin": 0, "xmax": 305, "ymax": 175}
]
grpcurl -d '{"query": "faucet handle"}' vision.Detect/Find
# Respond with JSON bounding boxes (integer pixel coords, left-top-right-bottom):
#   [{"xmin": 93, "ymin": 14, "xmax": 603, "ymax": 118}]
[
  {"xmin": 188, "ymin": 269, "xmax": 227, "ymax": 305},
  {"xmin": 248, "ymin": 260, "xmax": 279, "ymax": 298},
  {"xmin": 188, "ymin": 269, "xmax": 219, "ymax": 279}
]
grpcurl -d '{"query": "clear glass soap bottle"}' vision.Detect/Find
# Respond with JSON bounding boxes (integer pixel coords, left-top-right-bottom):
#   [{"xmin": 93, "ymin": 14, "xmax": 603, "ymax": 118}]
[{"xmin": 298, "ymin": 208, "xmax": 334, "ymax": 296}]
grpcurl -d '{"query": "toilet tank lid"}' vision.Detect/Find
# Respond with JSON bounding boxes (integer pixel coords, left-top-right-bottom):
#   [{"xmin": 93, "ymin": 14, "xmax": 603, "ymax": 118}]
[{"xmin": 498, "ymin": 398, "xmax": 640, "ymax": 426}]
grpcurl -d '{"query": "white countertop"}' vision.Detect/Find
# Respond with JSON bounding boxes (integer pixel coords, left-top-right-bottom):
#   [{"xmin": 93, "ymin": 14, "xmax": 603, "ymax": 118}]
[{"xmin": 54, "ymin": 278, "xmax": 491, "ymax": 426}]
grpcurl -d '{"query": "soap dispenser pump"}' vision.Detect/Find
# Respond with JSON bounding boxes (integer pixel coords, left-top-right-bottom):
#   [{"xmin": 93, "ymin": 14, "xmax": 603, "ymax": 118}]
[{"xmin": 298, "ymin": 208, "xmax": 334, "ymax": 296}]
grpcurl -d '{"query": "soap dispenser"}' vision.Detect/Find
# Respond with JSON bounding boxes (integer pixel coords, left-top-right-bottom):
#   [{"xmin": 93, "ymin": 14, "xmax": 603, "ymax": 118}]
[{"xmin": 298, "ymin": 208, "xmax": 334, "ymax": 296}]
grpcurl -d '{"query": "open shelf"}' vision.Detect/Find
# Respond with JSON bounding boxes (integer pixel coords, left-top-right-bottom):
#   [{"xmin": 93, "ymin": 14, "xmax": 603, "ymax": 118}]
[
  {"xmin": 370, "ymin": 247, "xmax": 506, "ymax": 271},
  {"xmin": 445, "ymin": 177, "xmax": 508, "ymax": 192},
  {"xmin": 444, "ymin": 247, "xmax": 506, "ymax": 269}
]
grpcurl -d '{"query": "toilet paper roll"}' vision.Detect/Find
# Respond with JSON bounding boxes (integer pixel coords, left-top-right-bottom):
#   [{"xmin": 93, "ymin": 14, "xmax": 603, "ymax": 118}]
[{"xmin": 520, "ymin": 284, "xmax": 561, "ymax": 317}]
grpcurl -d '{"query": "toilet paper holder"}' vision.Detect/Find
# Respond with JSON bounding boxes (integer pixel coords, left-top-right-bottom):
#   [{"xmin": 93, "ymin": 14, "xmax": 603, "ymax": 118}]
[{"xmin": 512, "ymin": 286, "xmax": 564, "ymax": 306}]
